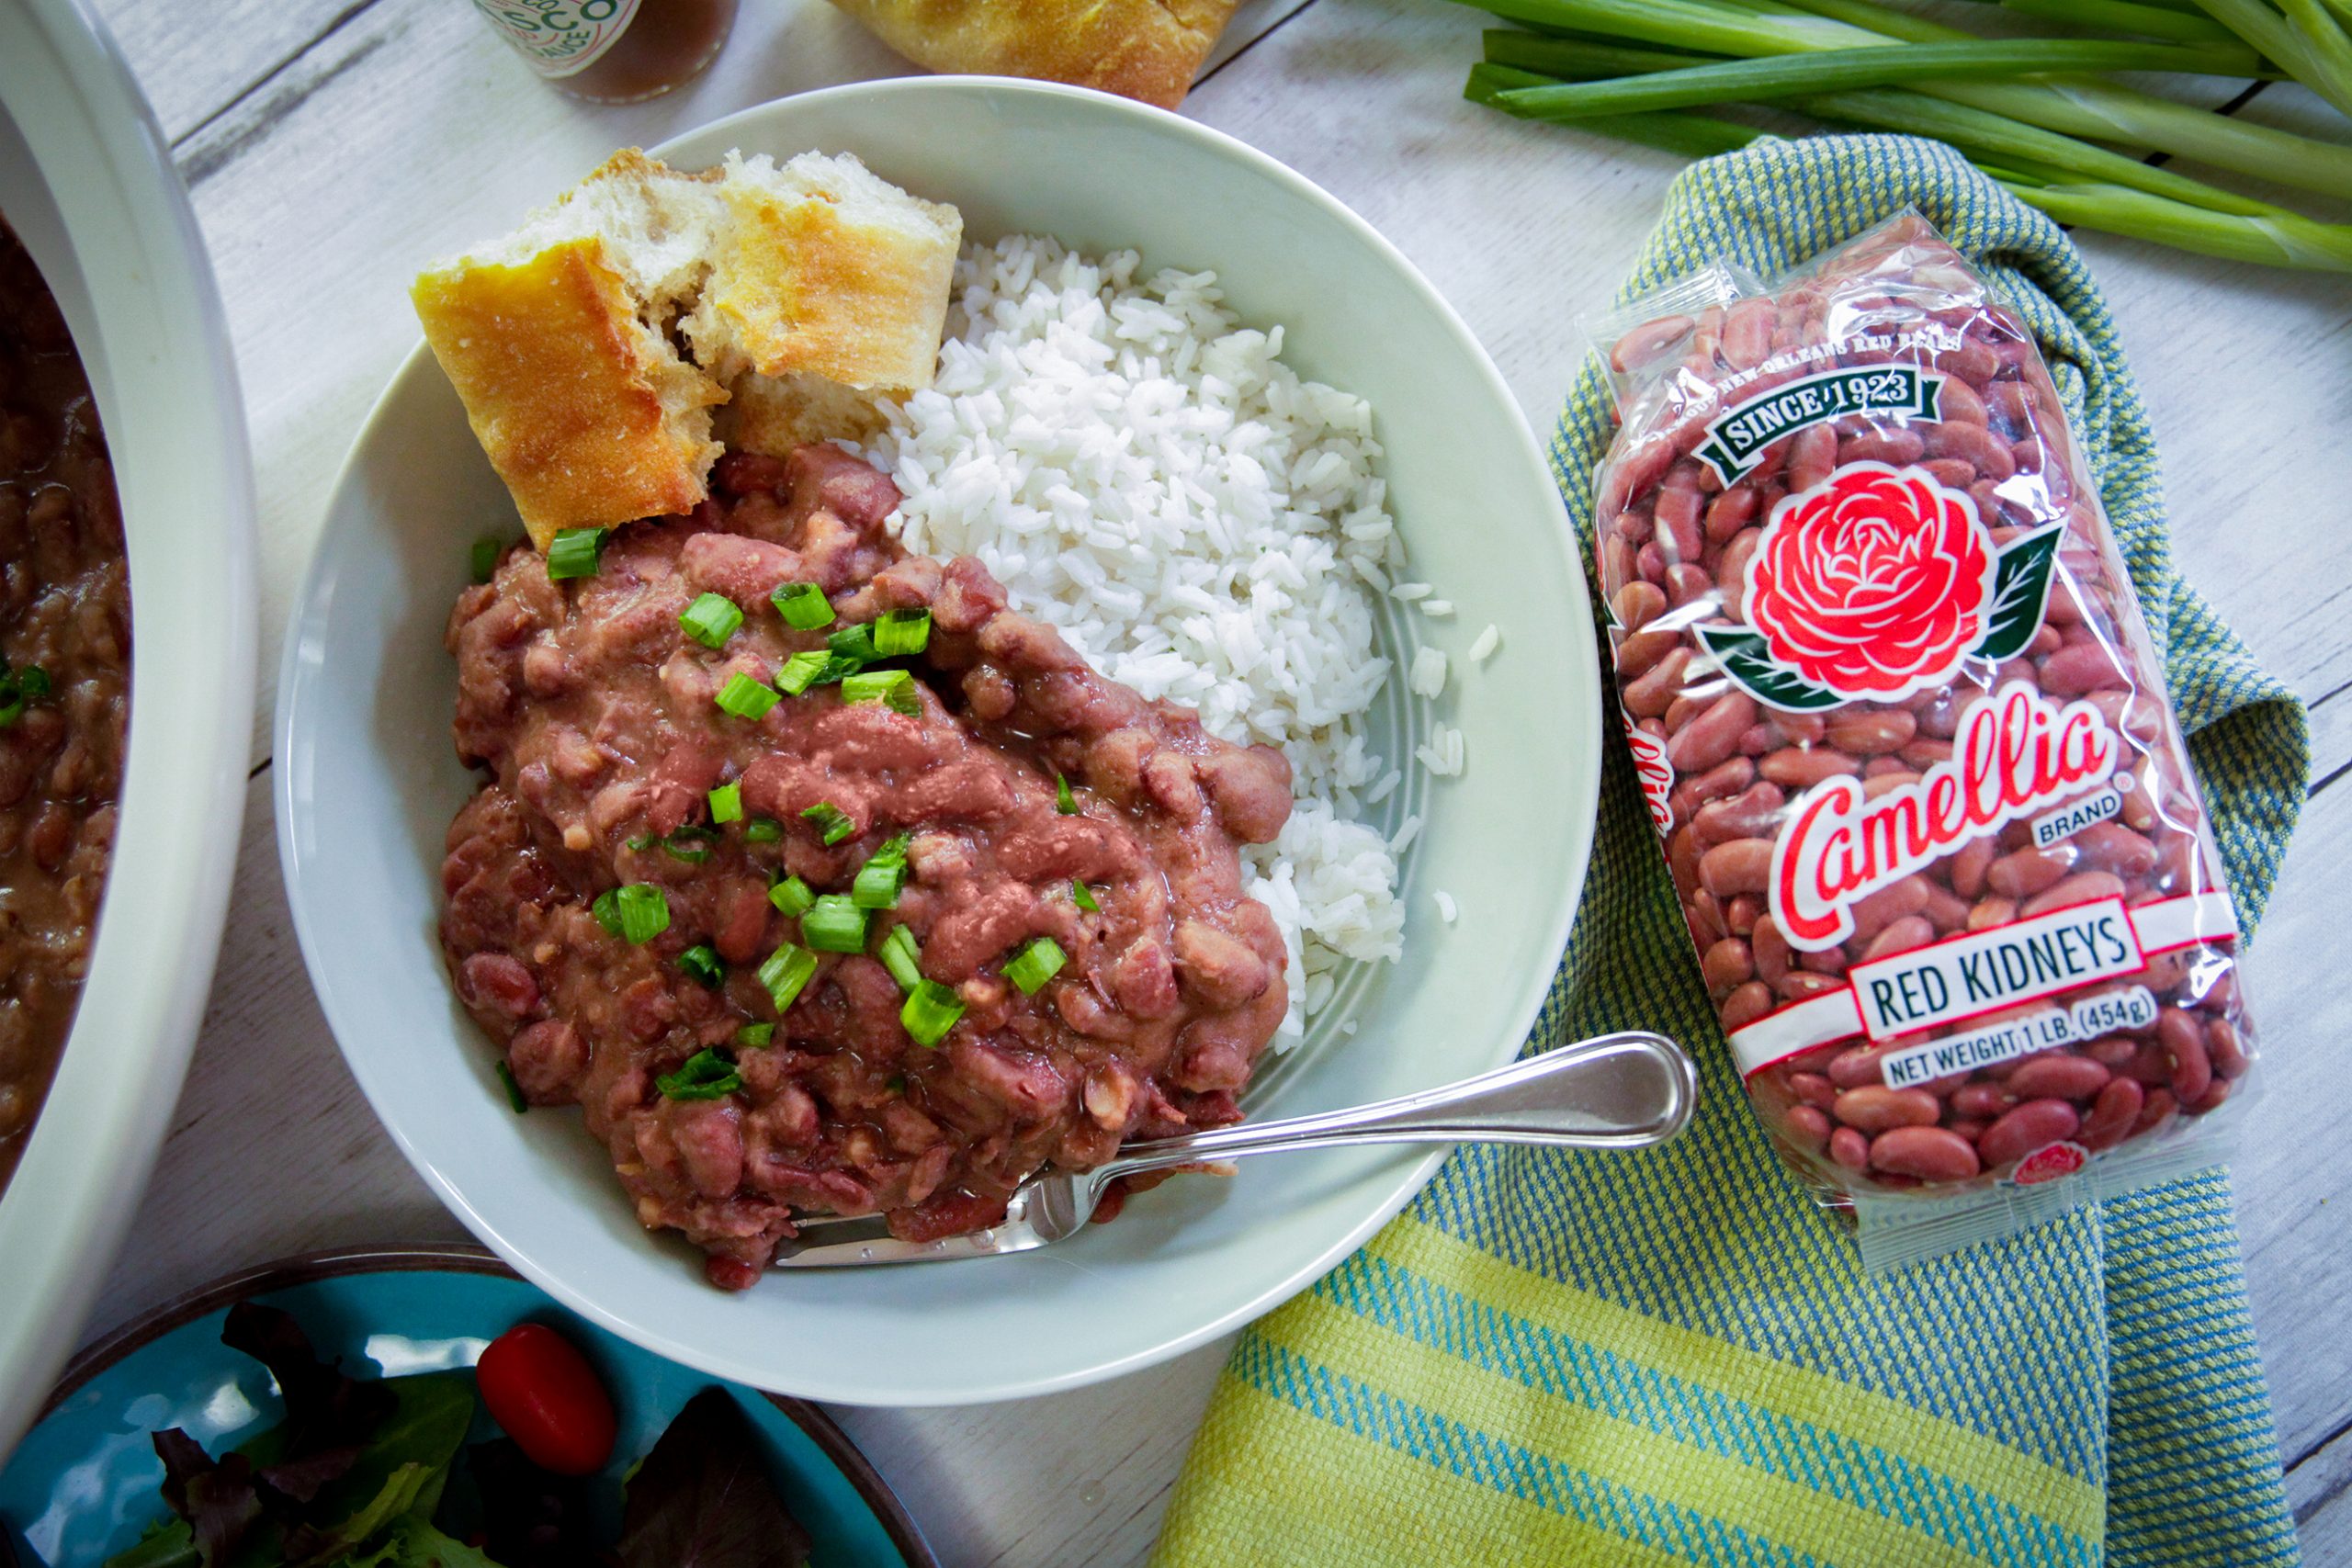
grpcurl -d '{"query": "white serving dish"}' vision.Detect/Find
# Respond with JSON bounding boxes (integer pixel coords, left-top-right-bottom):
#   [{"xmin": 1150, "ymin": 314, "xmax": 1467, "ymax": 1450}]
[
  {"xmin": 277, "ymin": 76, "xmax": 1598, "ymax": 1405},
  {"xmin": 0, "ymin": 0, "xmax": 258, "ymax": 1452}
]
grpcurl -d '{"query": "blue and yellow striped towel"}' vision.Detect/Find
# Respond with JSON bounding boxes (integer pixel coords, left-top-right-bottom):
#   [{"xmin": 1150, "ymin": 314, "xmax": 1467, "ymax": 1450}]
[{"xmin": 1152, "ymin": 136, "xmax": 2310, "ymax": 1568}]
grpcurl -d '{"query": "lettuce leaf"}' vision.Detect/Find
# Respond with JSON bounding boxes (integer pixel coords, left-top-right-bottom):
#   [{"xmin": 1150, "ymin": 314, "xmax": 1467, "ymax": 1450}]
[{"xmin": 616, "ymin": 1390, "xmax": 809, "ymax": 1568}]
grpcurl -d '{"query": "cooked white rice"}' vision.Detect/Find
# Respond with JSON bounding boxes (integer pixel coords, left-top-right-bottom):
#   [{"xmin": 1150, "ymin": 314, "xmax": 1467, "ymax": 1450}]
[
  {"xmin": 865, "ymin": 234, "xmax": 1432, "ymax": 1043},
  {"xmin": 1409, "ymin": 647, "xmax": 1449, "ymax": 700}
]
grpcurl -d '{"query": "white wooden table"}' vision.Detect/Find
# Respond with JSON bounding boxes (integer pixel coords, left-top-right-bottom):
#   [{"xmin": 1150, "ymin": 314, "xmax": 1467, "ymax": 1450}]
[{"xmin": 72, "ymin": 1, "xmax": 2352, "ymax": 1561}]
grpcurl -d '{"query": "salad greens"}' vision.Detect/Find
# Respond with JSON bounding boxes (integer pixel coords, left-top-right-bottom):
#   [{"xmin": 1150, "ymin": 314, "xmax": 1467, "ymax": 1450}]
[
  {"xmin": 91, "ymin": 1305, "xmax": 810, "ymax": 1568},
  {"xmin": 616, "ymin": 1391, "xmax": 812, "ymax": 1568}
]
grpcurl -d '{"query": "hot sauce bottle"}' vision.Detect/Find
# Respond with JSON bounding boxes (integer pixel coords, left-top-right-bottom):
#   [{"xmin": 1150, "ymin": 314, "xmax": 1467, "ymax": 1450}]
[{"xmin": 472, "ymin": 0, "xmax": 738, "ymax": 104}]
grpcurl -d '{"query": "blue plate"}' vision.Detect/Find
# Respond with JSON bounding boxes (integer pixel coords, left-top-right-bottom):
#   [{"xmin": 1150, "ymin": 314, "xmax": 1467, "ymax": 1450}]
[{"xmin": 0, "ymin": 1246, "xmax": 934, "ymax": 1566}]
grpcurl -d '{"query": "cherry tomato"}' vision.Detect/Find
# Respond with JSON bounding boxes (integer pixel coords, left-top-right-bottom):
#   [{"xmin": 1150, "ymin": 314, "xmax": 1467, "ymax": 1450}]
[{"xmin": 475, "ymin": 1322, "xmax": 617, "ymax": 1476}]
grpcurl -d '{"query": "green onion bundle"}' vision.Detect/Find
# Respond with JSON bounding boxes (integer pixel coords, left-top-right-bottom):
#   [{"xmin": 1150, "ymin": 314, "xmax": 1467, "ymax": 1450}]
[{"xmin": 1453, "ymin": 0, "xmax": 2352, "ymax": 271}]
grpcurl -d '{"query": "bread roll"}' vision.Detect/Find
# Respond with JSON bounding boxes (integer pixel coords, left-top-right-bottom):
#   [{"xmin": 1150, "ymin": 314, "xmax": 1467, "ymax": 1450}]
[
  {"xmin": 684, "ymin": 152, "xmax": 960, "ymax": 391},
  {"xmin": 412, "ymin": 152, "xmax": 727, "ymax": 549},
  {"xmin": 413, "ymin": 148, "xmax": 957, "ymax": 547},
  {"xmin": 830, "ymin": 0, "xmax": 1238, "ymax": 109}
]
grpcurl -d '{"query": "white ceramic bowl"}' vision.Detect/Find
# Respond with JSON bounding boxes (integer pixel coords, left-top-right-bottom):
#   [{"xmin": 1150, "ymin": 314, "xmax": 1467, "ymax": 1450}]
[
  {"xmin": 0, "ymin": 0, "xmax": 258, "ymax": 1451},
  {"xmin": 277, "ymin": 77, "xmax": 1598, "ymax": 1404}
]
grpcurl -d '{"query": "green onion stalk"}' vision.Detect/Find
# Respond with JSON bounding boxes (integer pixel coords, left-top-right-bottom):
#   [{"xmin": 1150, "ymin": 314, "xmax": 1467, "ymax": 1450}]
[
  {"xmin": 1997, "ymin": 0, "xmax": 2247, "ymax": 48},
  {"xmin": 2189, "ymin": 0, "xmax": 2352, "ymax": 117},
  {"xmin": 1453, "ymin": 0, "xmax": 2352, "ymax": 201},
  {"xmin": 1483, "ymin": 37, "xmax": 2269, "ymax": 114},
  {"xmin": 1470, "ymin": 88, "xmax": 2352, "ymax": 270}
]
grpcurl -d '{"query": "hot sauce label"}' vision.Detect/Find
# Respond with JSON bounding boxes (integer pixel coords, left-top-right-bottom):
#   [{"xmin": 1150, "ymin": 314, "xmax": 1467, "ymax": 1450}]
[{"xmin": 472, "ymin": 0, "xmax": 643, "ymax": 77}]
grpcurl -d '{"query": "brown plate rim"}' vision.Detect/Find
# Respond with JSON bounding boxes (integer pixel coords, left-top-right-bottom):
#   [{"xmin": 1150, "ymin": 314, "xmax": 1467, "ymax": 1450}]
[{"xmin": 40, "ymin": 1242, "xmax": 940, "ymax": 1568}]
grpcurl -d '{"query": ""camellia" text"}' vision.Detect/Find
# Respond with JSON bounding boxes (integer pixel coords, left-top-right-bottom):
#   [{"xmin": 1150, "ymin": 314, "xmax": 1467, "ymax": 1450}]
[{"xmin": 1769, "ymin": 682, "xmax": 2120, "ymax": 950}]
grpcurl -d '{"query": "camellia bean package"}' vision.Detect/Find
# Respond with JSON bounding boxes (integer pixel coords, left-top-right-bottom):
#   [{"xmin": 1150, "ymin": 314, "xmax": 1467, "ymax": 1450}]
[{"xmin": 1590, "ymin": 213, "xmax": 2254, "ymax": 1269}]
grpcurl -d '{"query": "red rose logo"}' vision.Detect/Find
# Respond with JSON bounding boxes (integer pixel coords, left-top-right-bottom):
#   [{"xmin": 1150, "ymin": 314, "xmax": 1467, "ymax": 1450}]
[
  {"xmin": 2010, "ymin": 1141, "xmax": 2087, "ymax": 1186},
  {"xmin": 1745, "ymin": 463, "xmax": 1996, "ymax": 700}
]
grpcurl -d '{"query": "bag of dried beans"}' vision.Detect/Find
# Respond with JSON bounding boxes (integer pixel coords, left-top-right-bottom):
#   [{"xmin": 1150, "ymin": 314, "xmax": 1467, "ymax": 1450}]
[{"xmin": 1589, "ymin": 213, "xmax": 2252, "ymax": 1268}]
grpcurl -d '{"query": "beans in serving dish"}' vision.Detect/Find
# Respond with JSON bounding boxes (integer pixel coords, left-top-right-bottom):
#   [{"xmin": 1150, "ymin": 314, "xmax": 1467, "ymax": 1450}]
[
  {"xmin": 0, "ymin": 220, "xmax": 131, "ymax": 1192},
  {"xmin": 439, "ymin": 444, "xmax": 1295, "ymax": 1288}
]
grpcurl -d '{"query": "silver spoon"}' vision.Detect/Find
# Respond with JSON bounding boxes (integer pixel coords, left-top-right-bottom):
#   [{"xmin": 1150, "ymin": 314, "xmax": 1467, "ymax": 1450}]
[{"xmin": 771, "ymin": 1029, "xmax": 1695, "ymax": 1267}]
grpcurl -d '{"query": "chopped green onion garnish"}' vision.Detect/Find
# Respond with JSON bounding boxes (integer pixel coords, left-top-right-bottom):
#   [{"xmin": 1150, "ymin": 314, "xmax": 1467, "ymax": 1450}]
[
  {"xmin": 676, "ymin": 944, "xmax": 725, "ymax": 988},
  {"xmin": 801, "ymin": 894, "xmax": 869, "ymax": 953},
  {"xmin": 546, "ymin": 526, "xmax": 605, "ymax": 581},
  {"xmin": 744, "ymin": 817, "xmax": 784, "ymax": 843},
  {"xmin": 471, "ymin": 536, "xmax": 503, "ymax": 583},
  {"xmin": 679, "ymin": 592, "xmax": 745, "ymax": 649},
  {"xmin": 759, "ymin": 942, "xmax": 818, "ymax": 1013},
  {"xmin": 1056, "ymin": 773, "xmax": 1079, "ymax": 815},
  {"xmin": 827, "ymin": 624, "xmax": 877, "ymax": 661},
  {"xmin": 1004, "ymin": 937, "xmax": 1068, "ymax": 996},
  {"xmin": 769, "ymin": 874, "xmax": 815, "ymax": 919},
  {"xmin": 873, "ymin": 609, "xmax": 932, "ymax": 656},
  {"xmin": 901, "ymin": 979, "xmax": 966, "ymax": 1047},
  {"xmin": 879, "ymin": 923, "xmax": 923, "ymax": 993},
  {"xmin": 624, "ymin": 833, "xmax": 655, "ymax": 852},
  {"xmin": 801, "ymin": 801, "xmax": 855, "ymax": 845},
  {"xmin": 736, "ymin": 1021, "xmax": 776, "ymax": 1048},
  {"xmin": 592, "ymin": 887, "xmax": 622, "ymax": 936},
  {"xmin": 656, "ymin": 1047, "xmax": 740, "ymax": 1101},
  {"xmin": 615, "ymin": 884, "xmax": 670, "ymax": 944},
  {"xmin": 1072, "ymin": 881, "xmax": 1101, "ymax": 912},
  {"xmin": 775, "ymin": 649, "xmax": 842, "ymax": 695},
  {"xmin": 496, "ymin": 1060, "xmax": 528, "ymax": 1114},
  {"xmin": 715, "ymin": 672, "xmax": 780, "ymax": 720},
  {"xmin": 708, "ymin": 781, "xmax": 743, "ymax": 824},
  {"xmin": 842, "ymin": 669, "xmax": 918, "ymax": 716},
  {"xmin": 662, "ymin": 826, "xmax": 718, "ymax": 863},
  {"xmin": 773, "ymin": 581, "xmax": 835, "ymax": 630},
  {"xmin": 853, "ymin": 854, "xmax": 907, "ymax": 910},
  {"xmin": 0, "ymin": 663, "xmax": 51, "ymax": 727}
]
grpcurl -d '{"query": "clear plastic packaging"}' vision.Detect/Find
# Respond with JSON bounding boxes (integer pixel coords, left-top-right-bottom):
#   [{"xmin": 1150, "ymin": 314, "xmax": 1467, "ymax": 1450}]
[{"xmin": 1588, "ymin": 214, "xmax": 2254, "ymax": 1268}]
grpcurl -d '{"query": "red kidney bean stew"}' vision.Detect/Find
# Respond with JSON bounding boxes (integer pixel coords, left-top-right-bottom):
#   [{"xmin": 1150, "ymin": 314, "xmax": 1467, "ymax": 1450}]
[
  {"xmin": 1592, "ymin": 213, "xmax": 2252, "ymax": 1266},
  {"xmin": 0, "ymin": 220, "xmax": 131, "ymax": 1193},
  {"xmin": 441, "ymin": 445, "xmax": 1295, "ymax": 1289}
]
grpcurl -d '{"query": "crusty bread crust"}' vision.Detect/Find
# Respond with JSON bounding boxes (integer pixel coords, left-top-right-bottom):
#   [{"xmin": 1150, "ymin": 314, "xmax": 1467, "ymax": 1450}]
[
  {"xmin": 411, "ymin": 238, "xmax": 724, "ymax": 551},
  {"xmin": 829, "ymin": 0, "xmax": 1238, "ymax": 109},
  {"xmin": 688, "ymin": 166, "xmax": 958, "ymax": 390}
]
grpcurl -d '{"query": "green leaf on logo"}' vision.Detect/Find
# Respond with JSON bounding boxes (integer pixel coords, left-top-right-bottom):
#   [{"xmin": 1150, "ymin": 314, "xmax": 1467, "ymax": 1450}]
[
  {"xmin": 1975, "ymin": 524, "xmax": 2065, "ymax": 662},
  {"xmin": 1695, "ymin": 625, "xmax": 1846, "ymax": 712}
]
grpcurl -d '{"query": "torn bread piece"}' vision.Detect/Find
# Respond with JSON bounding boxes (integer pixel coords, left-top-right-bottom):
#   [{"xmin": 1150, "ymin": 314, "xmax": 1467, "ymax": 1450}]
[
  {"xmin": 412, "ymin": 148, "xmax": 956, "ymax": 548},
  {"xmin": 412, "ymin": 152, "xmax": 727, "ymax": 549},
  {"xmin": 828, "ymin": 0, "xmax": 1238, "ymax": 110},
  {"xmin": 719, "ymin": 369, "xmax": 891, "ymax": 457},
  {"xmin": 684, "ymin": 152, "xmax": 960, "ymax": 391}
]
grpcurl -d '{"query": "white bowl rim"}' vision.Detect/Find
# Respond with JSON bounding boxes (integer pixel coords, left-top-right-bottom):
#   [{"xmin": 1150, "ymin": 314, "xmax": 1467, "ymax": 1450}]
[
  {"xmin": 0, "ymin": 0, "xmax": 259, "ymax": 1450},
  {"xmin": 276, "ymin": 73, "xmax": 1600, "ymax": 1404}
]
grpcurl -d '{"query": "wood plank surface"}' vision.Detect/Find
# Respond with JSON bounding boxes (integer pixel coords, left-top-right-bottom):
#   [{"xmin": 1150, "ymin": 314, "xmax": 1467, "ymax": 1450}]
[{"xmin": 61, "ymin": 0, "xmax": 2352, "ymax": 1559}]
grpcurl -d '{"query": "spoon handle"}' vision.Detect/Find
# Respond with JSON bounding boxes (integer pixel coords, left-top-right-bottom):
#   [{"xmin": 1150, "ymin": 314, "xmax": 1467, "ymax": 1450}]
[{"xmin": 1093, "ymin": 1030, "xmax": 1696, "ymax": 1187}]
